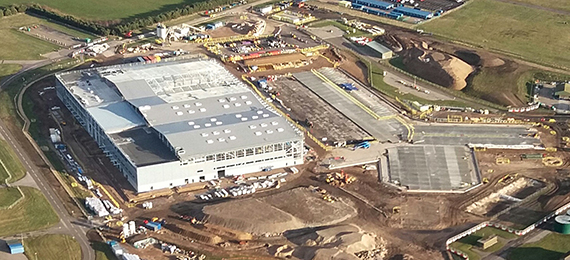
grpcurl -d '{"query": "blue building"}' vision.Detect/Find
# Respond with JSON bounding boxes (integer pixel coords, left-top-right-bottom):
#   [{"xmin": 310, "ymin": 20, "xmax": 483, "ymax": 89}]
[
  {"xmin": 6, "ymin": 240, "xmax": 24, "ymax": 254},
  {"xmin": 352, "ymin": 0, "xmax": 394, "ymax": 10},
  {"xmin": 393, "ymin": 6, "xmax": 433, "ymax": 19}
]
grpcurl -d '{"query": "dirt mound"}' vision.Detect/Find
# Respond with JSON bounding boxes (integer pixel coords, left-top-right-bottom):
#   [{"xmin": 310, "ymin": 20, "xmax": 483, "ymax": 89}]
[
  {"xmin": 285, "ymin": 224, "xmax": 383, "ymax": 260},
  {"xmin": 454, "ymin": 50, "xmax": 481, "ymax": 66},
  {"xmin": 203, "ymin": 188, "xmax": 357, "ymax": 234},
  {"xmin": 164, "ymin": 223, "xmax": 223, "ymax": 244},
  {"xmin": 484, "ymin": 58, "xmax": 505, "ymax": 67},
  {"xmin": 402, "ymin": 47, "xmax": 474, "ymax": 90}
]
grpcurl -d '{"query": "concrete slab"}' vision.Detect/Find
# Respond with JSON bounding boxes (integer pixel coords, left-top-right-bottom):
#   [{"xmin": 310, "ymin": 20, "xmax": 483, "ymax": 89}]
[
  {"xmin": 413, "ymin": 124, "xmax": 538, "ymax": 147},
  {"xmin": 294, "ymin": 71, "xmax": 406, "ymax": 142},
  {"xmin": 306, "ymin": 25, "xmax": 346, "ymax": 40},
  {"xmin": 386, "ymin": 145, "xmax": 480, "ymax": 192},
  {"xmin": 324, "ymin": 143, "xmax": 397, "ymax": 169}
]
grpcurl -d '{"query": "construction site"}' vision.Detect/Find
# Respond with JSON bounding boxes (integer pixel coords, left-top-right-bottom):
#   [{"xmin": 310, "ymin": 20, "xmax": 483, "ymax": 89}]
[{"xmin": 15, "ymin": 2, "xmax": 570, "ymax": 260}]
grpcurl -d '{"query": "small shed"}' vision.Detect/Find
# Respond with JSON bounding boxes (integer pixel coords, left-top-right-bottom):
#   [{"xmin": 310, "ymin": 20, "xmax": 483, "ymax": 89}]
[
  {"xmin": 555, "ymin": 83, "xmax": 570, "ymax": 100},
  {"xmin": 365, "ymin": 41, "xmax": 393, "ymax": 59},
  {"xmin": 338, "ymin": 1, "xmax": 352, "ymax": 8},
  {"xmin": 477, "ymin": 235, "xmax": 498, "ymax": 250},
  {"xmin": 6, "ymin": 240, "xmax": 24, "ymax": 254}
]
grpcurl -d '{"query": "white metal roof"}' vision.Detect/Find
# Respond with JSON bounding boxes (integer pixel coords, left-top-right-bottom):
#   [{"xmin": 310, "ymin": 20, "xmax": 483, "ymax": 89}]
[{"xmin": 57, "ymin": 58, "xmax": 303, "ymax": 164}]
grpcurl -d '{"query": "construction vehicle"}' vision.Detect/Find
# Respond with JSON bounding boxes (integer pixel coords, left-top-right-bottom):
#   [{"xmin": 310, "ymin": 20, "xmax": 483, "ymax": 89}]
[
  {"xmin": 392, "ymin": 206, "xmax": 401, "ymax": 214},
  {"xmin": 498, "ymin": 173, "xmax": 518, "ymax": 184},
  {"xmin": 179, "ymin": 215, "xmax": 202, "ymax": 225},
  {"xmin": 353, "ymin": 141, "xmax": 370, "ymax": 150},
  {"xmin": 323, "ymin": 170, "xmax": 356, "ymax": 187},
  {"xmin": 482, "ymin": 178, "xmax": 489, "ymax": 184}
]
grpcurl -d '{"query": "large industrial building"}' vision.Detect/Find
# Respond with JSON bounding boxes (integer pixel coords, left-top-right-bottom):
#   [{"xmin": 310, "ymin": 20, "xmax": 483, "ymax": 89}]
[{"xmin": 55, "ymin": 58, "xmax": 304, "ymax": 193}]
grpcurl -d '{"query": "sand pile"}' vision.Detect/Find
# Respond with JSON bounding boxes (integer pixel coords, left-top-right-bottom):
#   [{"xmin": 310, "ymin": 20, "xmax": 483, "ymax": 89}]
[
  {"xmin": 402, "ymin": 47, "xmax": 474, "ymax": 90},
  {"xmin": 282, "ymin": 224, "xmax": 383, "ymax": 260}
]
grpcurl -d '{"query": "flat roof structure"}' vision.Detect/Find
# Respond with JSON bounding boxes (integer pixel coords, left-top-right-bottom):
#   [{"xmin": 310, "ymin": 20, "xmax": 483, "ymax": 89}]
[
  {"xmin": 393, "ymin": 6, "xmax": 433, "ymax": 19},
  {"xmin": 352, "ymin": 0, "xmax": 394, "ymax": 9},
  {"xmin": 387, "ymin": 145, "xmax": 480, "ymax": 192},
  {"xmin": 56, "ymin": 58, "xmax": 302, "ymax": 166},
  {"xmin": 366, "ymin": 41, "xmax": 392, "ymax": 54}
]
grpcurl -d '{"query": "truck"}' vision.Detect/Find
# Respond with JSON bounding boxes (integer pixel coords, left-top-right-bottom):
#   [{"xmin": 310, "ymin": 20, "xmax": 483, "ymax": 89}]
[
  {"xmin": 353, "ymin": 141, "xmax": 370, "ymax": 150},
  {"xmin": 144, "ymin": 221, "xmax": 162, "ymax": 231},
  {"xmin": 339, "ymin": 83, "xmax": 358, "ymax": 91}
]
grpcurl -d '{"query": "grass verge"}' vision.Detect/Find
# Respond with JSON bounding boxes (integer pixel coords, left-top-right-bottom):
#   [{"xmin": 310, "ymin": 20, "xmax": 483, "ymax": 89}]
[
  {"xmin": 365, "ymin": 58, "xmax": 475, "ymax": 107},
  {"xmin": 0, "ymin": 64, "xmax": 22, "ymax": 78},
  {"xmin": 0, "ymin": 186, "xmax": 58, "ymax": 236},
  {"xmin": 0, "ymin": 187, "xmax": 23, "ymax": 207},
  {"xmin": 309, "ymin": 20, "xmax": 371, "ymax": 37},
  {"xmin": 0, "ymin": 138, "xmax": 27, "ymax": 183},
  {"xmin": 93, "ymin": 242, "xmax": 118, "ymax": 260},
  {"xmin": 0, "ymin": 59, "xmax": 80, "ymax": 128},
  {"xmin": 507, "ymin": 233, "xmax": 570, "ymax": 260},
  {"xmin": 24, "ymin": 234, "xmax": 81, "ymax": 260},
  {"xmin": 418, "ymin": 0, "xmax": 570, "ymax": 69}
]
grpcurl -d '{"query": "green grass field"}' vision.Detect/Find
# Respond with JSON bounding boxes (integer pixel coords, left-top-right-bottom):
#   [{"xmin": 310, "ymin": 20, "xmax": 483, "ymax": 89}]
[
  {"xmin": 510, "ymin": 0, "xmax": 570, "ymax": 12},
  {"xmin": 507, "ymin": 233, "xmax": 570, "ymax": 260},
  {"xmin": 0, "ymin": 14, "xmax": 72, "ymax": 60},
  {"xmin": 450, "ymin": 227, "xmax": 518, "ymax": 260},
  {"xmin": 465, "ymin": 66, "xmax": 534, "ymax": 106},
  {"xmin": 0, "ymin": 64, "xmax": 22, "ymax": 78},
  {"xmin": 0, "ymin": 186, "xmax": 59, "ymax": 236},
  {"xmin": 0, "ymin": 187, "xmax": 23, "ymax": 207},
  {"xmin": 0, "ymin": 0, "xmax": 205, "ymax": 20},
  {"xmin": 419, "ymin": 0, "xmax": 570, "ymax": 69},
  {"xmin": 0, "ymin": 138, "xmax": 27, "ymax": 183},
  {"xmin": 24, "ymin": 234, "xmax": 81, "ymax": 260}
]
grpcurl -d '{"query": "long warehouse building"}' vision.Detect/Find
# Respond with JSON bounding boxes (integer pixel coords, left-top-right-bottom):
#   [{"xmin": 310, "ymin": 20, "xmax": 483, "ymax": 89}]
[{"xmin": 55, "ymin": 58, "xmax": 304, "ymax": 193}]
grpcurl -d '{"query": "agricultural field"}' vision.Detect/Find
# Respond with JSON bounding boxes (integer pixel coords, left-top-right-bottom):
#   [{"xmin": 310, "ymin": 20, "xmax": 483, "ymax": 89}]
[
  {"xmin": 0, "ymin": 14, "xmax": 95, "ymax": 60},
  {"xmin": 0, "ymin": 186, "xmax": 59, "ymax": 237},
  {"xmin": 0, "ymin": 138, "xmax": 27, "ymax": 183},
  {"xmin": 418, "ymin": 0, "xmax": 570, "ymax": 70},
  {"xmin": 510, "ymin": 0, "xmax": 570, "ymax": 13},
  {"xmin": 0, "ymin": 187, "xmax": 22, "ymax": 207},
  {"xmin": 24, "ymin": 234, "xmax": 81, "ymax": 260},
  {"xmin": 0, "ymin": 0, "xmax": 209, "ymax": 20},
  {"xmin": 507, "ymin": 233, "xmax": 570, "ymax": 260}
]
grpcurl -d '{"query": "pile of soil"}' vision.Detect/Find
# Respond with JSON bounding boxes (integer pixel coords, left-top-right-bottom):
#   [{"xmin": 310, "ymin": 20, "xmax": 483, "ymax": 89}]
[
  {"xmin": 202, "ymin": 187, "xmax": 357, "ymax": 234},
  {"xmin": 284, "ymin": 224, "xmax": 382, "ymax": 260},
  {"xmin": 401, "ymin": 46, "xmax": 474, "ymax": 90}
]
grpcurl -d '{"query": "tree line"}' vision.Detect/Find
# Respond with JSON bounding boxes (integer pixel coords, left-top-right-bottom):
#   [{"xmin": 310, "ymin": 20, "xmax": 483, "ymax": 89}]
[{"xmin": 0, "ymin": 0, "xmax": 237, "ymax": 36}]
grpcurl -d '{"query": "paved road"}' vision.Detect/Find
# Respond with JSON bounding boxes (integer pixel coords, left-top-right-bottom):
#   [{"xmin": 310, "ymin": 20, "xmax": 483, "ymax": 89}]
[{"xmin": 0, "ymin": 60, "xmax": 96, "ymax": 260}]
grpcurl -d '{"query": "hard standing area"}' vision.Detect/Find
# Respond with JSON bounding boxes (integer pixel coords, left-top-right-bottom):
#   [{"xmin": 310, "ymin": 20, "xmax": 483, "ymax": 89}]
[{"xmin": 386, "ymin": 145, "xmax": 480, "ymax": 192}]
